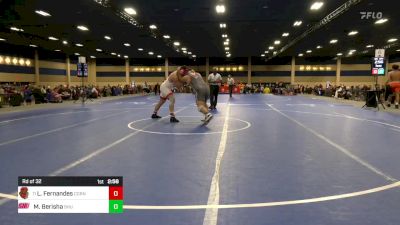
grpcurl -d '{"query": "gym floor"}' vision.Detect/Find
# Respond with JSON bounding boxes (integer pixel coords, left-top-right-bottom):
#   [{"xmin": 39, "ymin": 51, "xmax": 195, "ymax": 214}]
[{"xmin": 0, "ymin": 94, "xmax": 400, "ymax": 225}]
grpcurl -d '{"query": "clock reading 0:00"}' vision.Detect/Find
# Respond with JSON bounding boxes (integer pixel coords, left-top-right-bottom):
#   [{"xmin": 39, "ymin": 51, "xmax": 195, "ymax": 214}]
[{"xmin": 107, "ymin": 179, "xmax": 120, "ymax": 185}]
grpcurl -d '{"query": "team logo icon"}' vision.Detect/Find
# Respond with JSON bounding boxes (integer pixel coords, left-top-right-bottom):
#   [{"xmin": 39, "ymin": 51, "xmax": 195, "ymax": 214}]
[{"xmin": 19, "ymin": 187, "xmax": 29, "ymax": 199}]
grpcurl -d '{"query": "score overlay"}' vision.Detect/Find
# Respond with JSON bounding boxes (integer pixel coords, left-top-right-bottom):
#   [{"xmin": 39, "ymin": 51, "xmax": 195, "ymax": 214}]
[{"xmin": 18, "ymin": 176, "xmax": 123, "ymax": 213}]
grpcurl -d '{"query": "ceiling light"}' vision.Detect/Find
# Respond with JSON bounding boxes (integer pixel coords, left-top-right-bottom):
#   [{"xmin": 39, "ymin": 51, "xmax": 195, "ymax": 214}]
[
  {"xmin": 396, "ymin": 49, "xmax": 400, "ymax": 52},
  {"xmin": 366, "ymin": 45, "xmax": 374, "ymax": 48},
  {"xmin": 138, "ymin": 48, "xmax": 143, "ymax": 51},
  {"xmin": 149, "ymin": 24, "xmax": 157, "ymax": 29},
  {"xmin": 35, "ymin": 10, "xmax": 51, "ymax": 17},
  {"xmin": 337, "ymin": 53, "xmax": 343, "ymax": 56},
  {"xmin": 306, "ymin": 50, "xmax": 312, "ymax": 53},
  {"xmin": 148, "ymin": 52, "xmax": 154, "ymax": 55},
  {"xmin": 75, "ymin": 43, "xmax": 83, "ymax": 47},
  {"xmin": 293, "ymin": 21, "xmax": 302, "ymax": 27},
  {"xmin": 54, "ymin": 49, "xmax": 61, "ymax": 52},
  {"xmin": 48, "ymin": 36, "xmax": 58, "ymax": 41},
  {"xmin": 29, "ymin": 44, "xmax": 37, "ymax": 47},
  {"xmin": 330, "ymin": 39, "xmax": 338, "ymax": 44},
  {"xmin": 316, "ymin": 45, "xmax": 322, "ymax": 49},
  {"xmin": 225, "ymin": 38, "xmax": 230, "ymax": 42},
  {"xmin": 261, "ymin": 54, "xmax": 265, "ymax": 57},
  {"xmin": 181, "ymin": 47, "xmax": 187, "ymax": 51},
  {"xmin": 0, "ymin": 38, "xmax": 6, "ymax": 41},
  {"xmin": 124, "ymin": 43, "xmax": 131, "ymax": 47},
  {"xmin": 117, "ymin": 54, "xmax": 121, "ymax": 57},
  {"xmin": 192, "ymin": 55, "xmax": 197, "ymax": 58},
  {"xmin": 77, "ymin": 25, "xmax": 89, "ymax": 31},
  {"xmin": 225, "ymin": 47, "xmax": 230, "ymax": 50},
  {"xmin": 222, "ymin": 34, "xmax": 228, "ymax": 38},
  {"xmin": 62, "ymin": 40, "xmax": 68, "ymax": 45},
  {"xmin": 274, "ymin": 40, "xmax": 281, "ymax": 45},
  {"xmin": 375, "ymin": 18, "xmax": 388, "ymax": 24},
  {"xmin": 74, "ymin": 53, "xmax": 80, "ymax": 56},
  {"xmin": 282, "ymin": 33, "xmax": 289, "ymax": 37},
  {"xmin": 124, "ymin": 55, "xmax": 128, "ymax": 59},
  {"xmin": 173, "ymin": 42, "xmax": 180, "ymax": 46},
  {"xmin": 310, "ymin": 2, "xmax": 324, "ymax": 10},
  {"xmin": 188, "ymin": 52, "xmax": 192, "ymax": 55},
  {"xmin": 163, "ymin": 35, "xmax": 170, "ymax": 39},
  {"xmin": 183, "ymin": 50, "xmax": 187, "ymax": 54},
  {"xmin": 225, "ymin": 52, "xmax": 230, "ymax": 55},
  {"xmin": 388, "ymin": 38, "xmax": 398, "ymax": 43},
  {"xmin": 298, "ymin": 53, "xmax": 304, "ymax": 57},
  {"xmin": 265, "ymin": 51, "xmax": 269, "ymax": 53},
  {"xmin": 157, "ymin": 55, "xmax": 162, "ymax": 58},
  {"xmin": 268, "ymin": 46, "xmax": 274, "ymax": 50},
  {"xmin": 219, "ymin": 23, "xmax": 227, "ymax": 28},
  {"xmin": 224, "ymin": 42, "xmax": 229, "ymax": 46},
  {"xmin": 124, "ymin": 7, "xmax": 137, "ymax": 15},
  {"xmin": 104, "ymin": 35, "xmax": 112, "ymax": 40},
  {"xmin": 96, "ymin": 48, "xmax": 102, "ymax": 52},
  {"xmin": 273, "ymin": 51, "xmax": 277, "ymax": 55},
  {"xmin": 348, "ymin": 30, "xmax": 358, "ymax": 36},
  {"xmin": 216, "ymin": 5, "xmax": 226, "ymax": 14},
  {"xmin": 10, "ymin": 27, "xmax": 24, "ymax": 32},
  {"xmin": 226, "ymin": 54, "xmax": 231, "ymax": 58},
  {"xmin": 90, "ymin": 56, "xmax": 96, "ymax": 58},
  {"xmin": 111, "ymin": 52, "xmax": 117, "ymax": 55}
]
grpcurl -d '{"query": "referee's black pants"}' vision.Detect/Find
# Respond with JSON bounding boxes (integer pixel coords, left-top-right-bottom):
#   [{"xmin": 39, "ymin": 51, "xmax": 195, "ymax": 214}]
[{"xmin": 209, "ymin": 85, "xmax": 219, "ymax": 109}]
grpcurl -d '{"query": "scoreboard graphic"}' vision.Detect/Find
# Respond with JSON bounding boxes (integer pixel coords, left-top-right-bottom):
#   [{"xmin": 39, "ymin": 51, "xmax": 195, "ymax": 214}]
[{"xmin": 18, "ymin": 176, "xmax": 123, "ymax": 213}]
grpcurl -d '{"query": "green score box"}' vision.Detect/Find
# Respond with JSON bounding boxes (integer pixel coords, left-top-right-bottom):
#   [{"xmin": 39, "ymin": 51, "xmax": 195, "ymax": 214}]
[{"xmin": 109, "ymin": 200, "xmax": 124, "ymax": 214}]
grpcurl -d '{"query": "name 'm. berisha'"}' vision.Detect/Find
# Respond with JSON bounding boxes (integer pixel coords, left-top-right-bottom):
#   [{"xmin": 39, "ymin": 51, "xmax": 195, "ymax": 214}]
[{"xmin": 34, "ymin": 204, "xmax": 64, "ymax": 209}]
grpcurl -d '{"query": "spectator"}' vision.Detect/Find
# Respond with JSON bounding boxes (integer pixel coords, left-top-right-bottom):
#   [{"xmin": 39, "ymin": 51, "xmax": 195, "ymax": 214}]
[{"xmin": 227, "ymin": 74, "xmax": 235, "ymax": 98}]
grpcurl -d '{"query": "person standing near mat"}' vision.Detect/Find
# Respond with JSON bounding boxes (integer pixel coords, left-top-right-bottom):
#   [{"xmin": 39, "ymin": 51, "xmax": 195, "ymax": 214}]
[
  {"xmin": 177, "ymin": 70, "xmax": 213, "ymax": 123},
  {"xmin": 151, "ymin": 66, "xmax": 190, "ymax": 122},
  {"xmin": 208, "ymin": 71, "xmax": 222, "ymax": 110},
  {"xmin": 227, "ymin": 74, "xmax": 235, "ymax": 98},
  {"xmin": 387, "ymin": 64, "xmax": 400, "ymax": 109}
]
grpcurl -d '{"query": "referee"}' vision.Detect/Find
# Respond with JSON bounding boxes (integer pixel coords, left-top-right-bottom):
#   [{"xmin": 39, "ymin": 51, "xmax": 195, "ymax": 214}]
[{"xmin": 208, "ymin": 71, "xmax": 222, "ymax": 110}]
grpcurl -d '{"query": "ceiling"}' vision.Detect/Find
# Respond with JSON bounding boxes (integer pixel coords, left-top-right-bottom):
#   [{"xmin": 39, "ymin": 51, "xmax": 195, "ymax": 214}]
[{"xmin": 0, "ymin": 0, "xmax": 399, "ymax": 60}]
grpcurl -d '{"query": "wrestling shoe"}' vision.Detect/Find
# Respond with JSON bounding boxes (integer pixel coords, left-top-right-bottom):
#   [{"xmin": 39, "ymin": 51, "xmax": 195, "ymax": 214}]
[
  {"xmin": 151, "ymin": 113, "xmax": 161, "ymax": 119},
  {"xmin": 204, "ymin": 113, "xmax": 213, "ymax": 123},
  {"xmin": 170, "ymin": 116, "xmax": 180, "ymax": 123}
]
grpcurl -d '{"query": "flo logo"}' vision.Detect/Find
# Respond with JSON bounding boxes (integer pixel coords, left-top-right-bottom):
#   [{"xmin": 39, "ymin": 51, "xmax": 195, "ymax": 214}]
[
  {"xmin": 19, "ymin": 187, "xmax": 29, "ymax": 199},
  {"xmin": 360, "ymin": 12, "xmax": 383, "ymax": 19},
  {"xmin": 18, "ymin": 203, "xmax": 30, "ymax": 209}
]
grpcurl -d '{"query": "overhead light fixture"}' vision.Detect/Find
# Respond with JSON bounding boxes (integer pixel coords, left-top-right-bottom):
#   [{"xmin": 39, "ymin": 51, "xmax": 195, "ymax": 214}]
[
  {"xmin": 293, "ymin": 21, "xmax": 302, "ymax": 27},
  {"xmin": 104, "ymin": 35, "xmax": 112, "ymax": 40},
  {"xmin": 111, "ymin": 52, "xmax": 117, "ymax": 55},
  {"xmin": 192, "ymin": 55, "xmax": 197, "ymax": 58},
  {"xmin": 298, "ymin": 53, "xmax": 304, "ymax": 57},
  {"xmin": 124, "ymin": 7, "xmax": 137, "ymax": 15},
  {"xmin": 273, "ymin": 51, "xmax": 277, "ymax": 55},
  {"xmin": 48, "ymin": 36, "xmax": 58, "ymax": 41},
  {"xmin": 265, "ymin": 51, "xmax": 269, "ymax": 53},
  {"xmin": 183, "ymin": 50, "xmax": 187, "ymax": 54},
  {"xmin": 274, "ymin": 40, "xmax": 281, "ymax": 45},
  {"xmin": 173, "ymin": 42, "xmax": 180, "ymax": 46},
  {"xmin": 54, "ymin": 49, "xmax": 61, "ymax": 52},
  {"xmin": 366, "ymin": 45, "xmax": 374, "ymax": 48},
  {"xmin": 348, "ymin": 30, "xmax": 358, "ymax": 36},
  {"xmin": 225, "ymin": 52, "xmax": 230, "ymax": 55},
  {"xmin": 0, "ymin": 38, "xmax": 6, "ymax": 41},
  {"xmin": 388, "ymin": 38, "xmax": 398, "ymax": 43},
  {"xmin": 225, "ymin": 47, "xmax": 230, "ymax": 50},
  {"xmin": 29, "ymin": 44, "xmax": 37, "ymax": 47},
  {"xmin": 181, "ymin": 47, "xmax": 187, "ymax": 51},
  {"xmin": 163, "ymin": 35, "xmax": 170, "ymax": 39},
  {"xmin": 117, "ymin": 54, "xmax": 121, "ymax": 57},
  {"xmin": 316, "ymin": 45, "xmax": 322, "ymax": 49},
  {"xmin": 75, "ymin": 43, "xmax": 83, "ymax": 47},
  {"xmin": 148, "ymin": 52, "xmax": 154, "ymax": 55},
  {"xmin": 261, "ymin": 54, "xmax": 265, "ymax": 57},
  {"xmin": 188, "ymin": 52, "xmax": 192, "ymax": 55},
  {"xmin": 124, "ymin": 55, "xmax": 129, "ymax": 59},
  {"xmin": 90, "ymin": 56, "xmax": 96, "ymax": 58},
  {"xmin": 282, "ymin": 33, "xmax": 289, "ymax": 37},
  {"xmin": 337, "ymin": 53, "xmax": 343, "ymax": 56},
  {"xmin": 35, "ymin": 10, "xmax": 51, "ymax": 17},
  {"xmin": 62, "ymin": 40, "xmax": 68, "ymax": 45},
  {"xmin": 10, "ymin": 27, "xmax": 24, "ymax": 32},
  {"xmin": 216, "ymin": 4, "xmax": 226, "ymax": 14},
  {"xmin": 330, "ymin": 39, "xmax": 338, "ymax": 44},
  {"xmin": 396, "ymin": 49, "xmax": 400, "ymax": 52},
  {"xmin": 310, "ymin": 2, "xmax": 324, "ymax": 10},
  {"xmin": 96, "ymin": 48, "xmax": 102, "ymax": 52},
  {"xmin": 375, "ymin": 18, "xmax": 388, "ymax": 24},
  {"xmin": 74, "ymin": 53, "xmax": 80, "ymax": 56},
  {"xmin": 226, "ymin": 54, "xmax": 231, "ymax": 58},
  {"xmin": 222, "ymin": 34, "xmax": 228, "ymax": 38},
  {"xmin": 268, "ymin": 46, "xmax": 274, "ymax": 50},
  {"xmin": 157, "ymin": 55, "xmax": 162, "ymax": 58},
  {"xmin": 124, "ymin": 43, "xmax": 131, "ymax": 47},
  {"xmin": 138, "ymin": 48, "xmax": 144, "ymax": 51},
  {"xmin": 225, "ymin": 38, "xmax": 230, "ymax": 42},
  {"xmin": 77, "ymin": 25, "xmax": 89, "ymax": 31},
  {"xmin": 149, "ymin": 24, "xmax": 157, "ymax": 29},
  {"xmin": 306, "ymin": 50, "xmax": 312, "ymax": 53},
  {"xmin": 224, "ymin": 42, "xmax": 229, "ymax": 46},
  {"xmin": 219, "ymin": 23, "xmax": 227, "ymax": 28}
]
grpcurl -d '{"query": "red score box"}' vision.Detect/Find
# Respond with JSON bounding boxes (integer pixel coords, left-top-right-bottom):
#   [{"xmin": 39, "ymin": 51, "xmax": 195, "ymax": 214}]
[{"xmin": 109, "ymin": 186, "xmax": 123, "ymax": 200}]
